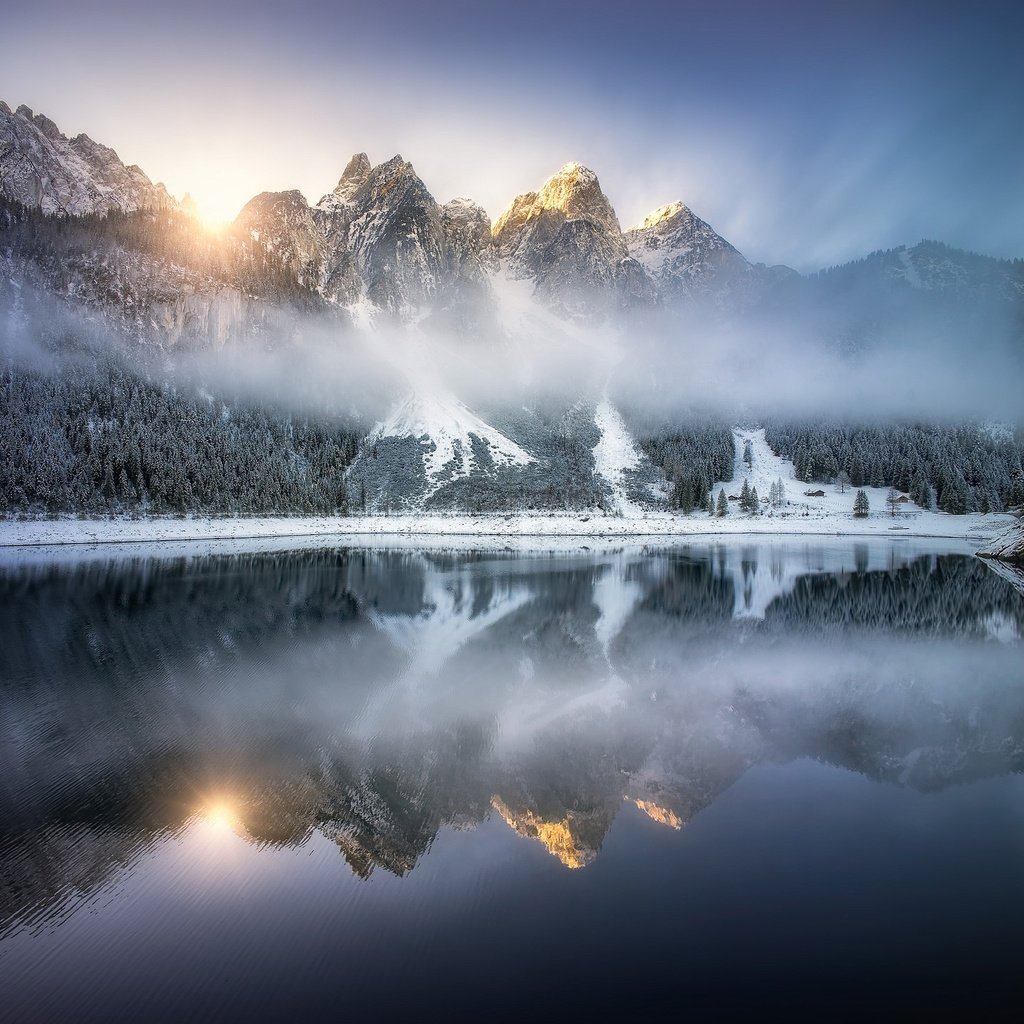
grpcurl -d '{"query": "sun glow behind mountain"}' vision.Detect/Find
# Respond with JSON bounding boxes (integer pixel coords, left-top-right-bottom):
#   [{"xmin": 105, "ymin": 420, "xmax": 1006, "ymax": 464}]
[{"xmin": 184, "ymin": 187, "xmax": 246, "ymax": 230}]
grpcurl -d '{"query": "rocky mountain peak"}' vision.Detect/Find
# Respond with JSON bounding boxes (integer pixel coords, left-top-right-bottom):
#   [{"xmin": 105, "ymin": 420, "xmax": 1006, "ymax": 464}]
[
  {"xmin": 537, "ymin": 162, "xmax": 620, "ymax": 233},
  {"xmin": 625, "ymin": 198, "xmax": 751, "ymax": 307},
  {"xmin": 341, "ymin": 151, "xmax": 371, "ymax": 182},
  {"xmin": 492, "ymin": 161, "xmax": 621, "ymax": 245},
  {"xmin": 31, "ymin": 113, "xmax": 63, "ymax": 140},
  {"xmin": 442, "ymin": 197, "xmax": 491, "ymax": 241},
  {"xmin": 0, "ymin": 101, "xmax": 174, "ymax": 215},
  {"xmin": 631, "ymin": 201, "xmax": 686, "ymax": 232},
  {"xmin": 320, "ymin": 152, "xmax": 372, "ymax": 208}
]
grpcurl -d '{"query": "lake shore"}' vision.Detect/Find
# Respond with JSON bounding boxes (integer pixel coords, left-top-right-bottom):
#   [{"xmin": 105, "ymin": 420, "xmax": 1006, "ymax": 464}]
[{"xmin": 0, "ymin": 509, "xmax": 1012, "ymax": 551}]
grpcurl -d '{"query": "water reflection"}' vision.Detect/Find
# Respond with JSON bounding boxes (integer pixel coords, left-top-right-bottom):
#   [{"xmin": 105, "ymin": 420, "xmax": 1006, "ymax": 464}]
[{"xmin": 1, "ymin": 541, "xmax": 1021, "ymax": 933}]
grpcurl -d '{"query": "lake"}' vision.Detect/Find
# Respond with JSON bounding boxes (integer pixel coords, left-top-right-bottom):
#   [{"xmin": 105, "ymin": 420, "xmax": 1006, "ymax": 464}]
[{"xmin": 1, "ymin": 538, "xmax": 1023, "ymax": 1018}]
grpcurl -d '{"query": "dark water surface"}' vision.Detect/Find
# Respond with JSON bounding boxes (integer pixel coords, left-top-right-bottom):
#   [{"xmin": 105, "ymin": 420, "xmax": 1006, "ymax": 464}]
[{"xmin": 1, "ymin": 539, "xmax": 1023, "ymax": 1019}]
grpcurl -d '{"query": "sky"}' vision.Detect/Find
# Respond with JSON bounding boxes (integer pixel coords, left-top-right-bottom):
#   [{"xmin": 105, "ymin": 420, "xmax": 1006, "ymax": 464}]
[{"xmin": 3, "ymin": 0, "xmax": 1023, "ymax": 271}]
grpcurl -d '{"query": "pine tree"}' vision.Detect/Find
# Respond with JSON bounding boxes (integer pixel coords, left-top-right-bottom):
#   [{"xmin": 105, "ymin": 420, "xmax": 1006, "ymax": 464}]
[
  {"xmin": 716, "ymin": 488, "xmax": 728, "ymax": 517},
  {"xmin": 743, "ymin": 439, "xmax": 753, "ymax": 468},
  {"xmin": 740, "ymin": 478, "xmax": 751, "ymax": 511},
  {"xmin": 853, "ymin": 490, "xmax": 870, "ymax": 517},
  {"xmin": 749, "ymin": 486, "xmax": 760, "ymax": 514},
  {"xmin": 886, "ymin": 485, "xmax": 900, "ymax": 517}
]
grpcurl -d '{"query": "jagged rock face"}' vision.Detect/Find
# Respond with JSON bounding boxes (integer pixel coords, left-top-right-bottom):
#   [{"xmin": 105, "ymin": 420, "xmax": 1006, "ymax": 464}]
[
  {"xmin": 318, "ymin": 151, "xmax": 372, "ymax": 212},
  {"xmin": 625, "ymin": 200, "xmax": 754, "ymax": 307},
  {"xmin": 331, "ymin": 157, "xmax": 496, "ymax": 317},
  {"xmin": 234, "ymin": 190, "xmax": 327, "ymax": 291},
  {"xmin": 493, "ymin": 162, "xmax": 621, "ymax": 246},
  {"xmin": 0, "ymin": 101, "xmax": 173, "ymax": 215},
  {"xmin": 341, "ymin": 156, "xmax": 452, "ymax": 311},
  {"xmin": 534, "ymin": 220, "xmax": 657, "ymax": 314},
  {"xmin": 493, "ymin": 162, "xmax": 652, "ymax": 313},
  {"xmin": 309, "ymin": 152, "xmax": 373, "ymax": 303},
  {"xmin": 229, "ymin": 156, "xmax": 496, "ymax": 315},
  {"xmin": 441, "ymin": 197, "xmax": 494, "ymax": 274}
]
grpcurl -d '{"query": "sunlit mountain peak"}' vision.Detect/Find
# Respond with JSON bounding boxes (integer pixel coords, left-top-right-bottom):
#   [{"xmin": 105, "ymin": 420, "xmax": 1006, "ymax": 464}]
[
  {"xmin": 492, "ymin": 160, "xmax": 620, "ymax": 241},
  {"xmin": 631, "ymin": 200, "xmax": 685, "ymax": 232}
]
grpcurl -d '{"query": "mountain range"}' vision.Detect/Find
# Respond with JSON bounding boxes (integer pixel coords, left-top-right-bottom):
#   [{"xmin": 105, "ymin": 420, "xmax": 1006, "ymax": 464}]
[
  {"xmin": 5, "ymin": 100, "xmax": 1022, "ymax": 337},
  {"xmin": 2, "ymin": 101, "xmax": 1022, "ymax": 516}
]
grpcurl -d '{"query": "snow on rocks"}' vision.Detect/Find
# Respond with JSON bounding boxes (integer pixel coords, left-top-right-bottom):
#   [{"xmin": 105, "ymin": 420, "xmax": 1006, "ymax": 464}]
[
  {"xmin": 0, "ymin": 102, "xmax": 174, "ymax": 215},
  {"xmin": 979, "ymin": 518, "xmax": 1024, "ymax": 565}
]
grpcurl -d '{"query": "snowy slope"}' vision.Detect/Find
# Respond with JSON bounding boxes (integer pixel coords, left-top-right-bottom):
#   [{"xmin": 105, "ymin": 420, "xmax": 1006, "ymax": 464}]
[
  {"xmin": 593, "ymin": 398, "xmax": 644, "ymax": 516},
  {"xmin": 374, "ymin": 392, "xmax": 534, "ymax": 486}
]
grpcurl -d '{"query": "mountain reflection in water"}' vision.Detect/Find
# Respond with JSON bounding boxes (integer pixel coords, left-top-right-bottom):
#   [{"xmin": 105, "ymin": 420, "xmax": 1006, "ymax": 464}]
[{"xmin": 1, "ymin": 540, "xmax": 1022, "ymax": 1015}]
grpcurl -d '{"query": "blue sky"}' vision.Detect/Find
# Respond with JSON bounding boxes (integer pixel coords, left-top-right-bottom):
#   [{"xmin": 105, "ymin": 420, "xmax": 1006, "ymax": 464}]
[{"xmin": 3, "ymin": 0, "xmax": 1022, "ymax": 269}]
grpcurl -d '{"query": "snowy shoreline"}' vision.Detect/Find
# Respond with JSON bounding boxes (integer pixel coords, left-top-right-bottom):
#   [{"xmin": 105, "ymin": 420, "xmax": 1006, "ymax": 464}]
[
  {"xmin": 2, "ymin": 428, "xmax": 1013, "ymax": 556},
  {"xmin": 0, "ymin": 509, "xmax": 1012, "ymax": 552}
]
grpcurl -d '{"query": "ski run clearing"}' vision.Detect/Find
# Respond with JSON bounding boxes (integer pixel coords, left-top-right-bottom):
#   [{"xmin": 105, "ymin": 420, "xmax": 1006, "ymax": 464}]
[{"xmin": 0, "ymin": 425, "xmax": 1014, "ymax": 552}]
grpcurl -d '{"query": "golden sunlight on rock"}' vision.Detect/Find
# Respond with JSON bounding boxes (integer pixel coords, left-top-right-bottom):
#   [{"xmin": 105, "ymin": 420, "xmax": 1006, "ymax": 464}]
[
  {"xmin": 491, "ymin": 161, "xmax": 620, "ymax": 243},
  {"xmin": 491, "ymin": 796, "xmax": 594, "ymax": 870},
  {"xmin": 633, "ymin": 799, "xmax": 684, "ymax": 830}
]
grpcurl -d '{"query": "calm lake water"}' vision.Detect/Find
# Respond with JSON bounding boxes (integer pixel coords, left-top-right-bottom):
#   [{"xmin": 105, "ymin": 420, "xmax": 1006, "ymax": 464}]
[{"xmin": 1, "ymin": 539, "xmax": 1023, "ymax": 1019}]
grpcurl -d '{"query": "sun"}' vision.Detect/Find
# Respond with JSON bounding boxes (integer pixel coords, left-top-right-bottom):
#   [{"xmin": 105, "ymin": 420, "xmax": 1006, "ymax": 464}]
[{"xmin": 181, "ymin": 190, "xmax": 240, "ymax": 232}]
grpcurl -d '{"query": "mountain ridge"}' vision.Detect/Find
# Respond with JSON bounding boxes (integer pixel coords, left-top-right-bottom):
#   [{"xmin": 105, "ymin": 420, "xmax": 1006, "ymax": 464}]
[{"xmin": 4, "ymin": 100, "xmax": 1023, "ymax": 335}]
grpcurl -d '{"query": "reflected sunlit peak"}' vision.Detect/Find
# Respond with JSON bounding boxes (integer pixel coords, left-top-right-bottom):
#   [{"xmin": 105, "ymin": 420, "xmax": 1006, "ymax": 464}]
[
  {"xmin": 632, "ymin": 799, "xmax": 684, "ymax": 830},
  {"xmin": 491, "ymin": 796, "xmax": 594, "ymax": 870}
]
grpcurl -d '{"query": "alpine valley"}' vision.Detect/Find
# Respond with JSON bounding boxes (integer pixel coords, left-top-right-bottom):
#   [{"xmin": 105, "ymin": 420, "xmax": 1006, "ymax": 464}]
[{"xmin": 2, "ymin": 101, "xmax": 1023, "ymax": 550}]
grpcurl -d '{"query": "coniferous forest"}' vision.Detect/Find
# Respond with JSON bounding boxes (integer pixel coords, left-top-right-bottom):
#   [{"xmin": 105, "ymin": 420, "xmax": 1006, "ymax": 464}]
[
  {"xmin": 765, "ymin": 420, "xmax": 1024, "ymax": 515},
  {"xmin": 0, "ymin": 362, "xmax": 361, "ymax": 516}
]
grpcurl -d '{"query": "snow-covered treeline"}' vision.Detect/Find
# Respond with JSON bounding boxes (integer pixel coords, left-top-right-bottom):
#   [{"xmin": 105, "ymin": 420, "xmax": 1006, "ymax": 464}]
[{"xmin": 765, "ymin": 419, "xmax": 1024, "ymax": 514}]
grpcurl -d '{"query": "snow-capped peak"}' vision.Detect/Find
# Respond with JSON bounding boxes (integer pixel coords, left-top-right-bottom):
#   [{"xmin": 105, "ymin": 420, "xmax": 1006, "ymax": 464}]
[{"xmin": 630, "ymin": 201, "xmax": 686, "ymax": 232}]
